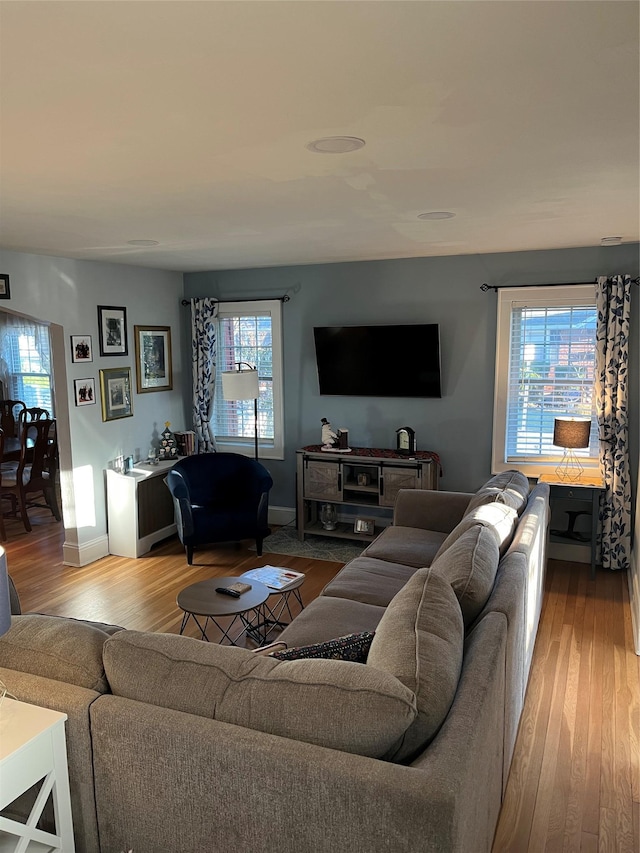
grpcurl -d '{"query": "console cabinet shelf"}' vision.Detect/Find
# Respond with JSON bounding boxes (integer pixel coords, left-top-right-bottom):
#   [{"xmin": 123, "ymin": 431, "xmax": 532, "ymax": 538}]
[{"xmin": 296, "ymin": 446, "xmax": 439, "ymax": 542}]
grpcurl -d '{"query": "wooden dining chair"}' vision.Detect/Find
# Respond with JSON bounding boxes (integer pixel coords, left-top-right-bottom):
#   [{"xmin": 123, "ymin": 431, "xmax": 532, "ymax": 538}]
[
  {"xmin": 0, "ymin": 418, "xmax": 61, "ymax": 533},
  {"xmin": 0, "ymin": 400, "xmax": 26, "ymax": 439},
  {"xmin": 18, "ymin": 406, "xmax": 50, "ymax": 426}
]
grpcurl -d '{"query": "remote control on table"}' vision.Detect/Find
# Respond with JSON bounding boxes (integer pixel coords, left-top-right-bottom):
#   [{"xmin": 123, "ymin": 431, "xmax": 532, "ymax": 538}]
[{"xmin": 216, "ymin": 587, "xmax": 241, "ymax": 598}]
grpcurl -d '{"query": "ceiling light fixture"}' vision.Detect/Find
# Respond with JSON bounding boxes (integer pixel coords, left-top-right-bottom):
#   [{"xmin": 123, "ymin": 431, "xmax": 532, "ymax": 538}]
[
  {"xmin": 305, "ymin": 136, "xmax": 366, "ymax": 154},
  {"xmin": 126, "ymin": 239, "xmax": 159, "ymax": 246},
  {"xmin": 600, "ymin": 236, "xmax": 622, "ymax": 246},
  {"xmin": 417, "ymin": 211, "xmax": 456, "ymax": 220}
]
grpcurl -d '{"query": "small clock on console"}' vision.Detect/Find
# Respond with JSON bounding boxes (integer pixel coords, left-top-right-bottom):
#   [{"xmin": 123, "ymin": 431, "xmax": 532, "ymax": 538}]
[{"xmin": 396, "ymin": 427, "xmax": 416, "ymax": 456}]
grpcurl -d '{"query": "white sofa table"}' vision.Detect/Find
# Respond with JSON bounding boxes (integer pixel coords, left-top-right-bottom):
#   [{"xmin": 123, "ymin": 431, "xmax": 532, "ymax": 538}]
[{"xmin": 0, "ymin": 698, "xmax": 75, "ymax": 852}]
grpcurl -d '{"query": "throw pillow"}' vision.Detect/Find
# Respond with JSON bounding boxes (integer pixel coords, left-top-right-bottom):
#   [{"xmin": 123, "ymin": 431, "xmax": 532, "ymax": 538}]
[
  {"xmin": 103, "ymin": 630, "xmax": 417, "ymax": 759},
  {"xmin": 270, "ymin": 631, "xmax": 375, "ymax": 663},
  {"xmin": 0, "ymin": 614, "xmax": 112, "ymax": 692},
  {"xmin": 367, "ymin": 567, "xmax": 464, "ymax": 763}
]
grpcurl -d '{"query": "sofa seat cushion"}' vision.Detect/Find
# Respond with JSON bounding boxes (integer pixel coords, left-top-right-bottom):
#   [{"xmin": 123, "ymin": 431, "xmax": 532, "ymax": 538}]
[
  {"xmin": 103, "ymin": 630, "xmax": 417, "ymax": 759},
  {"xmin": 277, "ymin": 595, "xmax": 386, "ymax": 647},
  {"xmin": 0, "ymin": 614, "xmax": 112, "ymax": 692},
  {"xmin": 433, "ymin": 502, "xmax": 518, "ymax": 562},
  {"xmin": 367, "ymin": 567, "xmax": 464, "ymax": 763},
  {"xmin": 322, "ymin": 556, "xmax": 421, "ymax": 606},
  {"xmin": 465, "ymin": 470, "xmax": 530, "ymax": 516},
  {"xmin": 360, "ymin": 526, "xmax": 448, "ymax": 569},
  {"xmin": 430, "ymin": 525, "xmax": 500, "ymax": 627}
]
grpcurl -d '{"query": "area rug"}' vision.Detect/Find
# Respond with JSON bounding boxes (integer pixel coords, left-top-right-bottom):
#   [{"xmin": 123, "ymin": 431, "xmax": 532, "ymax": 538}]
[{"xmin": 250, "ymin": 525, "xmax": 366, "ymax": 563}]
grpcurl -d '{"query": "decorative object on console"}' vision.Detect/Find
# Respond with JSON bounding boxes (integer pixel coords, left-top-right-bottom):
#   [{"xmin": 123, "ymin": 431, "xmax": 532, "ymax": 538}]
[
  {"xmin": 338, "ymin": 428, "xmax": 350, "ymax": 450},
  {"xmin": 158, "ymin": 422, "xmax": 179, "ymax": 460},
  {"xmin": 354, "ymin": 517, "xmax": 375, "ymax": 535},
  {"xmin": 222, "ymin": 362, "xmax": 259, "ymax": 459},
  {"xmin": 396, "ymin": 426, "xmax": 416, "ymax": 456},
  {"xmin": 553, "ymin": 417, "xmax": 591, "ymax": 481},
  {"xmin": 321, "ymin": 417, "xmax": 339, "ymax": 448},
  {"xmin": 319, "ymin": 502, "xmax": 338, "ymax": 530}
]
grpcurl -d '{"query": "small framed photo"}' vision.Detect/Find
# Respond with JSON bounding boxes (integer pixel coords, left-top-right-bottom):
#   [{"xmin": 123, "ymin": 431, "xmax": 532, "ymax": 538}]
[
  {"xmin": 99, "ymin": 367, "xmax": 133, "ymax": 421},
  {"xmin": 354, "ymin": 517, "xmax": 376, "ymax": 535},
  {"xmin": 97, "ymin": 305, "xmax": 128, "ymax": 356},
  {"xmin": 0, "ymin": 274, "xmax": 10, "ymax": 299},
  {"xmin": 71, "ymin": 335, "xmax": 93, "ymax": 363},
  {"xmin": 134, "ymin": 325, "xmax": 173, "ymax": 393},
  {"xmin": 74, "ymin": 378, "xmax": 96, "ymax": 406}
]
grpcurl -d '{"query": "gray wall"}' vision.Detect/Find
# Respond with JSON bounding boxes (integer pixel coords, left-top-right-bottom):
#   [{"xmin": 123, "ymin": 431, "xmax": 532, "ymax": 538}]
[
  {"xmin": 184, "ymin": 243, "xmax": 640, "ymax": 510},
  {"xmin": 0, "ymin": 249, "xmax": 185, "ymax": 563}
]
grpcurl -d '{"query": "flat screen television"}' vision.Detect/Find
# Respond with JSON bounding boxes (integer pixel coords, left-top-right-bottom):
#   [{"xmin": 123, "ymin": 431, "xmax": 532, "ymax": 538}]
[{"xmin": 313, "ymin": 324, "xmax": 442, "ymax": 398}]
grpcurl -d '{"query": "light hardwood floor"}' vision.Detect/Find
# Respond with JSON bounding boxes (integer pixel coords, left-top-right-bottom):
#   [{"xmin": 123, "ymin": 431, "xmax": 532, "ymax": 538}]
[{"xmin": 4, "ymin": 508, "xmax": 640, "ymax": 852}]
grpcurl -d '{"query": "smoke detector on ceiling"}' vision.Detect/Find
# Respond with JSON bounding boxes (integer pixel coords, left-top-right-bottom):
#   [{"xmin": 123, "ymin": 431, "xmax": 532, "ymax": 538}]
[
  {"xmin": 127, "ymin": 239, "xmax": 159, "ymax": 247},
  {"xmin": 600, "ymin": 236, "xmax": 622, "ymax": 246},
  {"xmin": 417, "ymin": 211, "xmax": 456, "ymax": 220},
  {"xmin": 305, "ymin": 136, "xmax": 366, "ymax": 154}
]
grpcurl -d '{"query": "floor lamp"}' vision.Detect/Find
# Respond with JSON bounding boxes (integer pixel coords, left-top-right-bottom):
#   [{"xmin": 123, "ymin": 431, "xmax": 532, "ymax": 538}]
[{"xmin": 221, "ymin": 363, "xmax": 259, "ymax": 459}]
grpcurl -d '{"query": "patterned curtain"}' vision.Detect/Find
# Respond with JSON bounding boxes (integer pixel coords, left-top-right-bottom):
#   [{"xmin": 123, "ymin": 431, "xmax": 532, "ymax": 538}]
[
  {"xmin": 595, "ymin": 274, "xmax": 632, "ymax": 570},
  {"xmin": 191, "ymin": 298, "xmax": 218, "ymax": 454}
]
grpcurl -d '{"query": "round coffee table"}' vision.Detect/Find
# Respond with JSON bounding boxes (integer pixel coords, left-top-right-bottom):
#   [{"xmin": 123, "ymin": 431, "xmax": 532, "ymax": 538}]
[
  {"xmin": 177, "ymin": 577, "xmax": 270, "ymax": 646},
  {"xmin": 239, "ymin": 569, "xmax": 306, "ymax": 641}
]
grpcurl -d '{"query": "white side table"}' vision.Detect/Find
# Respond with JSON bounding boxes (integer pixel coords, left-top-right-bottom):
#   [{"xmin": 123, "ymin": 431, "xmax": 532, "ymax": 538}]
[{"xmin": 0, "ymin": 698, "xmax": 75, "ymax": 852}]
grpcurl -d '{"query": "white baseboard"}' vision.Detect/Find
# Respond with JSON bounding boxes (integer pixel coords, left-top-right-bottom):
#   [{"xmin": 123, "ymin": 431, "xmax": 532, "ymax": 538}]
[
  {"xmin": 268, "ymin": 505, "xmax": 296, "ymax": 527},
  {"xmin": 63, "ymin": 535, "xmax": 109, "ymax": 567},
  {"xmin": 629, "ymin": 551, "xmax": 640, "ymax": 656}
]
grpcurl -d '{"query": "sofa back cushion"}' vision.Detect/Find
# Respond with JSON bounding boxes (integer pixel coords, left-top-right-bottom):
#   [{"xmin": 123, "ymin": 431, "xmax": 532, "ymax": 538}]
[
  {"xmin": 433, "ymin": 502, "xmax": 518, "ymax": 562},
  {"xmin": 103, "ymin": 630, "xmax": 417, "ymax": 759},
  {"xmin": 367, "ymin": 567, "xmax": 464, "ymax": 763},
  {"xmin": 464, "ymin": 470, "xmax": 530, "ymax": 516},
  {"xmin": 0, "ymin": 614, "xmax": 111, "ymax": 692},
  {"xmin": 430, "ymin": 525, "xmax": 500, "ymax": 627}
]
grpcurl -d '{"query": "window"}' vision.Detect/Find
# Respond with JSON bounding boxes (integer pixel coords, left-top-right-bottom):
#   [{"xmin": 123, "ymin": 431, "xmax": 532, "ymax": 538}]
[
  {"xmin": 0, "ymin": 314, "xmax": 54, "ymax": 413},
  {"xmin": 492, "ymin": 285, "xmax": 599, "ymax": 477},
  {"xmin": 212, "ymin": 300, "xmax": 284, "ymax": 459}
]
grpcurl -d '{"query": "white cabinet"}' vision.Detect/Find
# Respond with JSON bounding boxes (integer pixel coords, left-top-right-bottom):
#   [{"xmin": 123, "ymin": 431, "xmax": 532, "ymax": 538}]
[{"xmin": 106, "ymin": 460, "xmax": 178, "ymax": 558}]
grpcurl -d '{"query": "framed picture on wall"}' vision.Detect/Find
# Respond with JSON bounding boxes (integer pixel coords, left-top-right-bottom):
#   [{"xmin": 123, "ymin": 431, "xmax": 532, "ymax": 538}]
[
  {"xmin": 0, "ymin": 274, "xmax": 10, "ymax": 299},
  {"xmin": 74, "ymin": 378, "xmax": 96, "ymax": 406},
  {"xmin": 71, "ymin": 335, "xmax": 93, "ymax": 363},
  {"xmin": 134, "ymin": 325, "xmax": 173, "ymax": 393},
  {"xmin": 99, "ymin": 367, "xmax": 133, "ymax": 421},
  {"xmin": 97, "ymin": 305, "xmax": 128, "ymax": 356}
]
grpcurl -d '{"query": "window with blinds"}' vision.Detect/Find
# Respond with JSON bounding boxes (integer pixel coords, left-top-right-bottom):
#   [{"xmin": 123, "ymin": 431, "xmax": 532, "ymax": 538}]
[
  {"xmin": 492, "ymin": 285, "xmax": 599, "ymax": 476},
  {"xmin": 211, "ymin": 300, "xmax": 284, "ymax": 459},
  {"xmin": 0, "ymin": 316, "xmax": 54, "ymax": 413}
]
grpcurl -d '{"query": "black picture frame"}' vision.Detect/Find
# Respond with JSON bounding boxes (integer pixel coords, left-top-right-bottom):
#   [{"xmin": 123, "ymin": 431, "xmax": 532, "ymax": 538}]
[
  {"xmin": 74, "ymin": 378, "xmax": 96, "ymax": 406},
  {"xmin": 97, "ymin": 305, "xmax": 128, "ymax": 356},
  {"xmin": 70, "ymin": 335, "xmax": 93, "ymax": 363},
  {"xmin": 0, "ymin": 274, "xmax": 11, "ymax": 300}
]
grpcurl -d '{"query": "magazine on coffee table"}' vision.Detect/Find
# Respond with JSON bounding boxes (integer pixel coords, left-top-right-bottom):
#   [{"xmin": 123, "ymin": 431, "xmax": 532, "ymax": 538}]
[{"xmin": 242, "ymin": 566, "xmax": 305, "ymax": 591}]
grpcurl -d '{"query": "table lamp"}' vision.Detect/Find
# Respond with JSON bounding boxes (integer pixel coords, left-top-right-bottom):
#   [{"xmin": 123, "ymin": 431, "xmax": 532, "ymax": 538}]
[
  {"xmin": 553, "ymin": 417, "xmax": 591, "ymax": 481},
  {"xmin": 221, "ymin": 362, "xmax": 260, "ymax": 459}
]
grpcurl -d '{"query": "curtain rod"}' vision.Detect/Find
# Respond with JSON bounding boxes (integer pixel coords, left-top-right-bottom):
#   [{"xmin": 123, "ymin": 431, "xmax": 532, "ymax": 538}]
[
  {"xmin": 480, "ymin": 277, "xmax": 640, "ymax": 293},
  {"xmin": 181, "ymin": 295, "xmax": 290, "ymax": 306}
]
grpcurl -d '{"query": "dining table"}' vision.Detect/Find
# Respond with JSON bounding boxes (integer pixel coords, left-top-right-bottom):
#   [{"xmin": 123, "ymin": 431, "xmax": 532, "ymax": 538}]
[{"xmin": 2, "ymin": 435, "xmax": 35, "ymax": 463}]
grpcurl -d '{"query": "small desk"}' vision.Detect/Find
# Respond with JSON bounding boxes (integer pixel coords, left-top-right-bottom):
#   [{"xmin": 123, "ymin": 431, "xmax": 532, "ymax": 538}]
[
  {"xmin": 538, "ymin": 472, "xmax": 605, "ymax": 581},
  {"xmin": 177, "ymin": 577, "xmax": 270, "ymax": 645},
  {"xmin": 0, "ymin": 698, "xmax": 75, "ymax": 852}
]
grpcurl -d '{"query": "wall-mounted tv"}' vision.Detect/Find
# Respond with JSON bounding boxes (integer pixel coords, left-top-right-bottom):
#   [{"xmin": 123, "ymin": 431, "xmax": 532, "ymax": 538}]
[{"xmin": 313, "ymin": 324, "xmax": 442, "ymax": 398}]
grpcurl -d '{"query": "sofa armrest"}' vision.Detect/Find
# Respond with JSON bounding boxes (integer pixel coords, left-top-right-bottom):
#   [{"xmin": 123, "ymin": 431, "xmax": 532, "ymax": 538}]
[{"xmin": 393, "ymin": 489, "xmax": 473, "ymax": 533}]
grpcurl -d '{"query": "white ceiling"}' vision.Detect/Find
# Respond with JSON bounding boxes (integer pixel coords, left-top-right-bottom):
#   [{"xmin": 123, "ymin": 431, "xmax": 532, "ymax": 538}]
[{"xmin": 1, "ymin": 1, "xmax": 638, "ymax": 273}]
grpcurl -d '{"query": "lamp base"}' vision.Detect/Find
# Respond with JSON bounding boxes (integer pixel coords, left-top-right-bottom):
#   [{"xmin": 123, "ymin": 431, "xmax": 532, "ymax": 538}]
[{"xmin": 555, "ymin": 448, "xmax": 584, "ymax": 482}]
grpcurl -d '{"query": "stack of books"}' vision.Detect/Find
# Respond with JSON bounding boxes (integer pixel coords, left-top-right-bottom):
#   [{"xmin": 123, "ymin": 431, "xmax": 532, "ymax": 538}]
[{"xmin": 174, "ymin": 430, "xmax": 196, "ymax": 456}]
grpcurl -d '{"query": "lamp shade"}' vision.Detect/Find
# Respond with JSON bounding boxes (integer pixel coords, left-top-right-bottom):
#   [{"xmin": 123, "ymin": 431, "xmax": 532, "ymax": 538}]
[
  {"xmin": 553, "ymin": 417, "xmax": 590, "ymax": 449},
  {"xmin": 221, "ymin": 368, "xmax": 259, "ymax": 401},
  {"xmin": 0, "ymin": 547, "xmax": 11, "ymax": 636}
]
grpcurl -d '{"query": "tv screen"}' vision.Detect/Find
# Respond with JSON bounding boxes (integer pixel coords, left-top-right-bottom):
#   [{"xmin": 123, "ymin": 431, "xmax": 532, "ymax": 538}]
[{"xmin": 313, "ymin": 324, "xmax": 442, "ymax": 398}]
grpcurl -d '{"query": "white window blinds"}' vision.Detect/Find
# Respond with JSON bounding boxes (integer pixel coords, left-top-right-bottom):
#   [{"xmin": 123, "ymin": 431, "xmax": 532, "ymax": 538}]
[{"xmin": 493, "ymin": 285, "xmax": 599, "ymax": 475}]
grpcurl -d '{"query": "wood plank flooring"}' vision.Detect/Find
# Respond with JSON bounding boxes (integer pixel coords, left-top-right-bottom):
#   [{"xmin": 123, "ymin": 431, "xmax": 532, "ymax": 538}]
[{"xmin": 3, "ymin": 509, "xmax": 639, "ymax": 852}]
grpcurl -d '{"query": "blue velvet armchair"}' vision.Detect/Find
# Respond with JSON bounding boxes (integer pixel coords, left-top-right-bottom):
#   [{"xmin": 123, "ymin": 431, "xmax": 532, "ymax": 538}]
[{"xmin": 165, "ymin": 452, "xmax": 273, "ymax": 565}]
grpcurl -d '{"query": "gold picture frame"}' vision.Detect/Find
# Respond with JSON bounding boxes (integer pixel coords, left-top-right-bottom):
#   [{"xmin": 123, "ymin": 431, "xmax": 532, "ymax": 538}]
[
  {"xmin": 134, "ymin": 325, "xmax": 173, "ymax": 393},
  {"xmin": 99, "ymin": 367, "xmax": 133, "ymax": 421}
]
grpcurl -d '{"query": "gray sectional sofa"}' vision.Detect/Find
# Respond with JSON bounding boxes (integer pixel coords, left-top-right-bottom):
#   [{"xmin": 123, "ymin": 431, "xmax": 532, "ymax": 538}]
[{"xmin": 0, "ymin": 471, "xmax": 549, "ymax": 853}]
